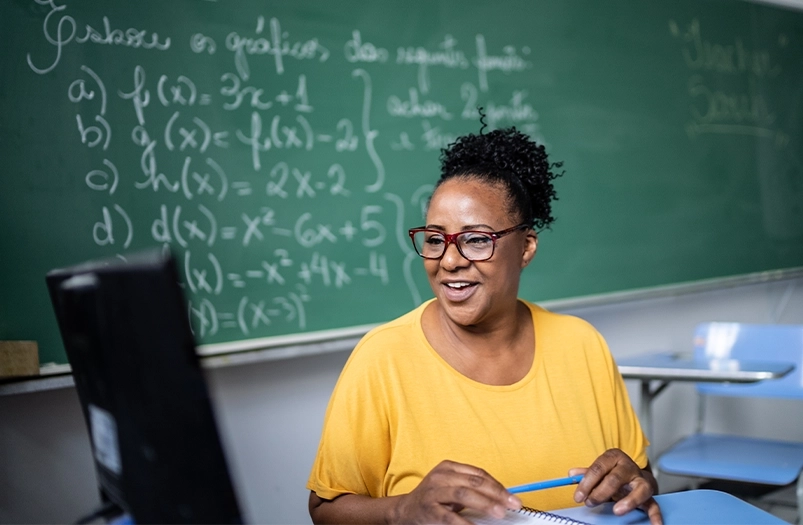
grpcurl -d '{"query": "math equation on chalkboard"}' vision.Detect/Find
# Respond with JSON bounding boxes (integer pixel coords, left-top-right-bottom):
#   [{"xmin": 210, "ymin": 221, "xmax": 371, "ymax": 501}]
[
  {"xmin": 15, "ymin": 1, "xmax": 550, "ymax": 350},
  {"xmin": 5, "ymin": 0, "xmax": 803, "ymax": 364}
]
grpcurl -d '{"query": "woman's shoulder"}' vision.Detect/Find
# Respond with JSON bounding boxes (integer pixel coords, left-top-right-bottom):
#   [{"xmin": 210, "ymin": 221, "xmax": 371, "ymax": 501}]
[
  {"xmin": 360, "ymin": 302, "xmax": 427, "ymax": 341},
  {"xmin": 347, "ymin": 301, "xmax": 430, "ymax": 362},
  {"xmin": 523, "ymin": 299, "xmax": 611, "ymax": 357},
  {"xmin": 523, "ymin": 300, "xmax": 615, "ymax": 371},
  {"xmin": 523, "ymin": 299, "xmax": 600, "ymax": 335},
  {"xmin": 336, "ymin": 302, "xmax": 432, "ymax": 385}
]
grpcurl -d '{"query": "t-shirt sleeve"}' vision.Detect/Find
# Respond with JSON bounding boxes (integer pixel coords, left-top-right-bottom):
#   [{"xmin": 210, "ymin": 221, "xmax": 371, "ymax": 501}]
[{"xmin": 306, "ymin": 337, "xmax": 391, "ymax": 500}]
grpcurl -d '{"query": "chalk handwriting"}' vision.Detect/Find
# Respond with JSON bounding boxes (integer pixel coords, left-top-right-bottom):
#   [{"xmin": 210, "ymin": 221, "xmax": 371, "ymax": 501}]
[
  {"xmin": 460, "ymin": 82, "xmax": 479, "ymax": 119},
  {"xmin": 359, "ymin": 205, "xmax": 386, "ymax": 247},
  {"xmin": 221, "ymin": 72, "xmax": 311, "ymax": 113},
  {"xmin": 27, "ymin": 0, "xmax": 74, "ymax": 74},
  {"xmin": 75, "ymin": 114, "xmax": 111, "ymax": 150},
  {"xmin": 118, "ymin": 66, "xmax": 150, "ymax": 126},
  {"xmin": 474, "ymin": 35, "xmax": 531, "ymax": 92},
  {"xmin": 165, "ymin": 112, "xmax": 225, "ymax": 154},
  {"xmin": 391, "ymin": 132, "xmax": 415, "ymax": 151},
  {"xmin": 353, "ymin": 69, "xmax": 385, "ymax": 193},
  {"xmin": 190, "ymin": 33, "xmax": 217, "ymax": 54},
  {"xmin": 200, "ymin": 286, "xmax": 309, "ymax": 333},
  {"xmin": 484, "ymin": 90, "xmax": 540, "ymax": 130},
  {"xmin": 688, "ymin": 75, "xmax": 775, "ymax": 127},
  {"xmin": 421, "ymin": 120, "xmax": 459, "ymax": 151},
  {"xmin": 184, "ymin": 250, "xmax": 223, "ymax": 295},
  {"xmin": 27, "ymin": 0, "xmax": 169, "ymax": 75},
  {"xmin": 240, "ymin": 207, "xmax": 276, "ymax": 247},
  {"xmin": 264, "ymin": 161, "xmax": 351, "ymax": 199},
  {"xmin": 76, "ymin": 16, "xmax": 170, "ymax": 50},
  {"xmin": 236, "ymin": 111, "xmax": 272, "ymax": 170},
  {"xmin": 181, "ymin": 157, "xmax": 229, "ymax": 201},
  {"xmin": 158, "ymin": 75, "xmax": 200, "ymax": 107},
  {"xmin": 93, "ymin": 204, "xmax": 132, "ymax": 249},
  {"xmin": 387, "ymin": 88, "xmax": 453, "ymax": 120},
  {"xmin": 22, "ymin": 6, "xmax": 566, "ymax": 341},
  {"xmin": 151, "ymin": 204, "xmax": 217, "ymax": 248},
  {"xmin": 396, "ymin": 35, "xmax": 469, "ymax": 93},
  {"xmin": 298, "ymin": 252, "xmax": 351, "ymax": 289},
  {"xmin": 669, "ymin": 19, "xmax": 785, "ymax": 142},
  {"xmin": 131, "ymin": 126, "xmax": 180, "ymax": 192},
  {"xmin": 295, "ymin": 212, "xmax": 338, "ymax": 248},
  {"xmin": 68, "ymin": 66, "xmax": 107, "ymax": 115},
  {"xmin": 686, "ymin": 75, "xmax": 778, "ymax": 139},
  {"xmin": 345, "ymin": 30, "xmax": 388, "ymax": 63},
  {"xmin": 383, "ymin": 192, "xmax": 421, "ymax": 304},
  {"xmin": 85, "ymin": 159, "xmax": 119, "ymax": 195},
  {"xmin": 189, "ymin": 298, "xmax": 218, "ymax": 337},
  {"xmin": 670, "ymin": 19, "xmax": 782, "ymax": 78},
  {"xmin": 354, "ymin": 251, "xmax": 389, "ymax": 285},
  {"xmin": 225, "ymin": 16, "xmax": 330, "ymax": 79},
  {"xmin": 221, "ymin": 72, "xmax": 273, "ymax": 111},
  {"xmin": 335, "ymin": 119, "xmax": 359, "ymax": 152}
]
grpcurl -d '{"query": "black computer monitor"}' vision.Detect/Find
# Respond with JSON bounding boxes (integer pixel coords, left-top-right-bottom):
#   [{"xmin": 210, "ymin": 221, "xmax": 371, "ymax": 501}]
[{"xmin": 46, "ymin": 249, "xmax": 243, "ymax": 524}]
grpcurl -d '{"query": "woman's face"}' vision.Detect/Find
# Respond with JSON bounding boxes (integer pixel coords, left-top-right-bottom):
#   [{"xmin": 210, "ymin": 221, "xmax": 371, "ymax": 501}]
[{"xmin": 423, "ymin": 177, "xmax": 537, "ymax": 329}]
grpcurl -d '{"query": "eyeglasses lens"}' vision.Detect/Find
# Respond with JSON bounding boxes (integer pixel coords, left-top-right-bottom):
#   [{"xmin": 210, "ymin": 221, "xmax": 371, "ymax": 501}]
[{"xmin": 412, "ymin": 231, "xmax": 494, "ymax": 261}]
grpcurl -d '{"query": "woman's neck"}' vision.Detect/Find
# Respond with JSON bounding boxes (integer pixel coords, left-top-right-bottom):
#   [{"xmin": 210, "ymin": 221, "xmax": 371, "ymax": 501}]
[{"xmin": 422, "ymin": 300, "xmax": 535, "ymax": 385}]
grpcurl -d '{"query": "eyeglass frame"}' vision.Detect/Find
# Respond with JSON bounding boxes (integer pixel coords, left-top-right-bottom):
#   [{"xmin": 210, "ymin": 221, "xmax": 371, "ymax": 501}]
[{"xmin": 407, "ymin": 222, "xmax": 532, "ymax": 262}]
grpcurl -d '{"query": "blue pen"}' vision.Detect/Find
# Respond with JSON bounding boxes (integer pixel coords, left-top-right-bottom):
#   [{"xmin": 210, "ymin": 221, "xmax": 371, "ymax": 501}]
[{"xmin": 507, "ymin": 474, "xmax": 584, "ymax": 494}]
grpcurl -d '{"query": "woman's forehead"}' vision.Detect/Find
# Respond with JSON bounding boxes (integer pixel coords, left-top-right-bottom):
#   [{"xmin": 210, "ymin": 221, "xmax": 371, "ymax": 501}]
[{"xmin": 426, "ymin": 178, "xmax": 512, "ymax": 224}]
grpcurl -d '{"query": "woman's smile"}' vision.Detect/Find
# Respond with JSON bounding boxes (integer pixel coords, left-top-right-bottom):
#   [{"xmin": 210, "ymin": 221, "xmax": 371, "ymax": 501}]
[{"xmin": 440, "ymin": 279, "xmax": 479, "ymax": 302}]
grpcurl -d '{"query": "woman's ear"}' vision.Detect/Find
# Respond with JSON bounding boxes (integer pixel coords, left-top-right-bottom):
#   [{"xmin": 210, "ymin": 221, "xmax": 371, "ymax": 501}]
[{"xmin": 521, "ymin": 231, "xmax": 537, "ymax": 268}]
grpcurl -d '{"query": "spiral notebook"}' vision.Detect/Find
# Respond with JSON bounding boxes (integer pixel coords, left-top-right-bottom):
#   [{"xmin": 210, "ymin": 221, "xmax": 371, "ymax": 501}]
[{"xmin": 463, "ymin": 506, "xmax": 590, "ymax": 525}]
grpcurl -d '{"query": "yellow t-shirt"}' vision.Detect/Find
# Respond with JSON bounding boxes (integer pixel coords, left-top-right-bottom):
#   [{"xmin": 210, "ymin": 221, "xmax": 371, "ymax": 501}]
[{"xmin": 307, "ymin": 300, "xmax": 648, "ymax": 511}]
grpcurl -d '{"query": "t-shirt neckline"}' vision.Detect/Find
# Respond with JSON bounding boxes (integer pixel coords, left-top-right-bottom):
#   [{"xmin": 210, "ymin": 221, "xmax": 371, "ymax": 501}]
[{"xmin": 414, "ymin": 299, "xmax": 543, "ymax": 392}]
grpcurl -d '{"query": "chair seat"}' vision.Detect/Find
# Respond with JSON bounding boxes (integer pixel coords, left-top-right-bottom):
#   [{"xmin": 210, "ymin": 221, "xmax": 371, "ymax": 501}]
[
  {"xmin": 659, "ymin": 433, "xmax": 803, "ymax": 485},
  {"xmin": 658, "ymin": 434, "xmax": 803, "ymax": 486}
]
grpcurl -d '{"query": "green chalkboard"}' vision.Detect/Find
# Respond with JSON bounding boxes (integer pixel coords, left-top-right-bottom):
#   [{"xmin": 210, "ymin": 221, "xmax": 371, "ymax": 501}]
[{"xmin": 2, "ymin": 0, "xmax": 803, "ymax": 366}]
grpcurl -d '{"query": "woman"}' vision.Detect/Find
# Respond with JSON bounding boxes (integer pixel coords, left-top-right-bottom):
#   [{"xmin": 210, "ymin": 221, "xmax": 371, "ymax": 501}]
[{"xmin": 307, "ymin": 126, "xmax": 661, "ymax": 525}]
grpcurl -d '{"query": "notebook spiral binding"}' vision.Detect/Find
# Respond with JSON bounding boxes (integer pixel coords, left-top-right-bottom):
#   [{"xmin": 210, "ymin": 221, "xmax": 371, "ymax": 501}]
[{"xmin": 519, "ymin": 507, "xmax": 591, "ymax": 525}]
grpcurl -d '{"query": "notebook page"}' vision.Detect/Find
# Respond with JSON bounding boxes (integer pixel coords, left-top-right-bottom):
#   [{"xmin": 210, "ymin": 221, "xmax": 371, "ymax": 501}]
[{"xmin": 462, "ymin": 507, "xmax": 590, "ymax": 525}]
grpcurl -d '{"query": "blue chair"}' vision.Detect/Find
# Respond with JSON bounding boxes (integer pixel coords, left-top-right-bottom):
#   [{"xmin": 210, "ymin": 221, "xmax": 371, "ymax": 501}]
[{"xmin": 657, "ymin": 322, "xmax": 803, "ymax": 523}]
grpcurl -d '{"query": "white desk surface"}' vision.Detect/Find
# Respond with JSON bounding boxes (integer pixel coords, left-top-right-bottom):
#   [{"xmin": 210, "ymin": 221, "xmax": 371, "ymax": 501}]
[{"xmin": 617, "ymin": 352, "xmax": 794, "ymax": 383}]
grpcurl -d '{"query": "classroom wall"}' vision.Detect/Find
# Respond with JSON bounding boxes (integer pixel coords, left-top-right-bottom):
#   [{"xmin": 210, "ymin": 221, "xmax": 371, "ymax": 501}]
[{"xmin": 1, "ymin": 276, "xmax": 802, "ymax": 524}]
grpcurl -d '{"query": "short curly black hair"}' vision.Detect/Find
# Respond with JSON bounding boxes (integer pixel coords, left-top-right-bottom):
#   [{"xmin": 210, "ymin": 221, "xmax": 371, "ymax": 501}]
[{"xmin": 438, "ymin": 126, "xmax": 563, "ymax": 231}]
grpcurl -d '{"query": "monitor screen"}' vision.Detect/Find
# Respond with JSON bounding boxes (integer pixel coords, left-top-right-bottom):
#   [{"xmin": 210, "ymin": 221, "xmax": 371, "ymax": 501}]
[{"xmin": 46, "ymin": 249, "xmax": 243, "ymax": 524}]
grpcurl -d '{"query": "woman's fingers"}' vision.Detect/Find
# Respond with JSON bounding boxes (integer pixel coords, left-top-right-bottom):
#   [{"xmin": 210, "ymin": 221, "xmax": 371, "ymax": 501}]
[
  {"xmin": 570, "ymin": 449, "xmax": 662, "ymax": 525},
  {"xmin": 393, "ymin": 460, "xmax": 521, "ymax": 523}
]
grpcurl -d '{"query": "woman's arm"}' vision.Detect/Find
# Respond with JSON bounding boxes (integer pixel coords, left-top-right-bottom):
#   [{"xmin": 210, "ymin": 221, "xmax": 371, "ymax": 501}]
[
  {"xmin": 309, "ymin": 492, "xmax": 400, "ymax": 525},
  {"xmin": 309, "ymin": 460, "xmax": 522, "ymax": 525}
]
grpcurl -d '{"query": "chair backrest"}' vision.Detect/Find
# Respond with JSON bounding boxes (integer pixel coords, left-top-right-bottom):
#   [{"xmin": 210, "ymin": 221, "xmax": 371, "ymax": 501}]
[{"xmin": 693, "ymin": 322, "xmax": 803, "ymax": 399}]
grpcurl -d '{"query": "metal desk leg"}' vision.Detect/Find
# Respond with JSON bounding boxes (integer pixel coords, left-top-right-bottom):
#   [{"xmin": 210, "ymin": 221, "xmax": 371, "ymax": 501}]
[{"xmin": 639, "ymin": 380, "xmax": 670, "ymax": 466}]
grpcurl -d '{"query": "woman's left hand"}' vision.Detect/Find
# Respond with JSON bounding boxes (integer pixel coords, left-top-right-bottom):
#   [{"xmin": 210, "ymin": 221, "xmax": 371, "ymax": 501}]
[{"xmin": 569, "ymin": 448, "xmax": 663, "ymax": 525}]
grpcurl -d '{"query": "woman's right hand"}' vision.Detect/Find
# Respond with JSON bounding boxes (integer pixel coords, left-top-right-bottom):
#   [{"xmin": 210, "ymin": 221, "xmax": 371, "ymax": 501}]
[{"xmin": 388, "ymin": 460, "xmax": 522, "ymax": 524}]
